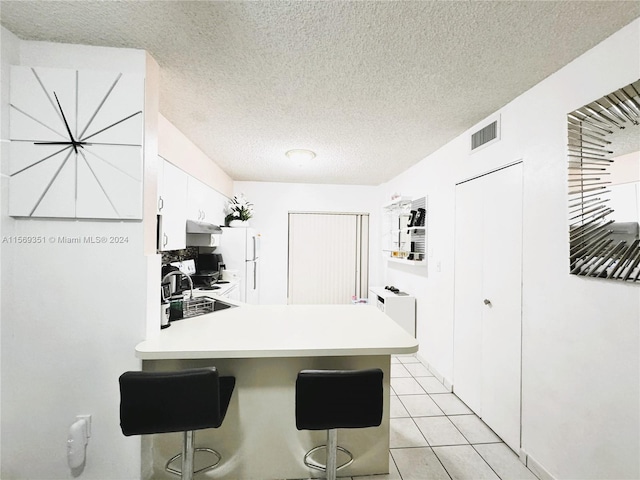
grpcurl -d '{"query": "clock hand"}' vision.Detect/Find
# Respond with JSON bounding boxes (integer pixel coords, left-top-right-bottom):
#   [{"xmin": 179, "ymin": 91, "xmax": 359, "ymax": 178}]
[
  {"xmin": 34, "ymin": 141, "xmax": 87, "ymax": 146},
  {"xmin": 53, "ymin": 91, "xmax": 78, "ymax": 154}
]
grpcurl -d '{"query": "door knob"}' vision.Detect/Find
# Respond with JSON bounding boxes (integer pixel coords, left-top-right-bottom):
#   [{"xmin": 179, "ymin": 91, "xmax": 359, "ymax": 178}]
[{"xmin": 483, "ymin": 299, "xmax": 492, "ymax": 306}]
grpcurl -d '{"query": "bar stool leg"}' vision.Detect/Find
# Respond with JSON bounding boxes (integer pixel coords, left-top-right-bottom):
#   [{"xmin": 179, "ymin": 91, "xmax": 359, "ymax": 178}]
[
  {"xmin": 182, "ymin": 431, "xmax": 194, "ymax": 480},
  {"xmin": 326, "ymin": 429, "xmax": 337, "ymax": 480}
]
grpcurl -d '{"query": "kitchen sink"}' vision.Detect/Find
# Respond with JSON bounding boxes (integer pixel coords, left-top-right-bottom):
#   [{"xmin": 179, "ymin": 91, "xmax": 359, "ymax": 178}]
[{"xmin": 174, "ymin": 296, "xmax": 237, "ymax": 320}]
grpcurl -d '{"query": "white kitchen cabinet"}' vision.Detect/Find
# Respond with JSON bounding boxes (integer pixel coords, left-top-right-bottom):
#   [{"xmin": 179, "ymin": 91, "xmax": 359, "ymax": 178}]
[
  {"xmin": 187, "ymin": 176, "xmax": 217, "ymax": 222},
  {"xmin": 156, "ymin": 157, "xmax": 164, "ymax": 215},
  {"xmin": 157, "ymin": 158, "xmax": 187, "ymax": 251}
]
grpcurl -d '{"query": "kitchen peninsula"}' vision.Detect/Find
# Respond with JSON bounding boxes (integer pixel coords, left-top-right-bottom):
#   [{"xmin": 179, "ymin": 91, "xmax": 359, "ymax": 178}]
[{"xmin": 135, "ymin": 303, "xmax": 418, "ymax": 479}]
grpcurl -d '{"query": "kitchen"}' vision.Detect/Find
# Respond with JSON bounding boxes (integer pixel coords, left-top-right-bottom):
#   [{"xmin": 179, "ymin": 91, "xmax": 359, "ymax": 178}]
[{"xmin": 1, "ymin": 3, "xmax": 639, "ymax": 480}]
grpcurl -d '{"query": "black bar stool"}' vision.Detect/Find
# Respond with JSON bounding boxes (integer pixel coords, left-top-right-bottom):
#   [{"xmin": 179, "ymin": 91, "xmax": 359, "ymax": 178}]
[
  {"xmin": 119, "ymin": 367, "xmax": 235, "ymax": 480},
  {"xmin": 295, "ymin": 368, "xmax": 384, "ymax": 480}
]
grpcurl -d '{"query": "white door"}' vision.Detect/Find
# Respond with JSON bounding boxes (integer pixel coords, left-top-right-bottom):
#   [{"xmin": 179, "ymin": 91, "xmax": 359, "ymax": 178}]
[
  {"xmin": 453, "ymin": 176, "xmax": 485, "ymax": 414},
  {"xmin": 288, "ymin": 213, "xmax": 367, "ymax": 304},
  {"xmin": 454, "ymin": 162, "xmax": 523, "ymax": 452}
]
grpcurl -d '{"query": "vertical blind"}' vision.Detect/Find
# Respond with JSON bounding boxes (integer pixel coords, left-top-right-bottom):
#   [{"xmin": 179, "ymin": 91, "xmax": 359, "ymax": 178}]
[{"xmin": 288, "ymin": 213, "xmax": 369, "ymax": 304}]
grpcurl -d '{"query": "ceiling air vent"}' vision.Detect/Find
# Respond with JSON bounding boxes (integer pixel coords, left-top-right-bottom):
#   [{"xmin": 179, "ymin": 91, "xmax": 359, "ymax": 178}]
[{"xmin": 470, "ymin": 116, "xmax": 500, "ymax": 152}]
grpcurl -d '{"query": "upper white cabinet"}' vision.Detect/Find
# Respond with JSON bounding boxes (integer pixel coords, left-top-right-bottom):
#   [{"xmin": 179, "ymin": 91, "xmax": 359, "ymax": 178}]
[
  {"xmin": 382, "ymin": 196, "xmax": 427, "ymax": 265},
  {"xmin": 187, "ymin": 176, "xmax": 218, "ymax": 222},
  {"xmin": 156, "ymin": 158, "xmax": 164, "ymax": 215},
  {"xmin": 157, "ymin": 158, "xmax": 187, "ymax": 251},
  {"xmin": 157, "ymin": 158, "xmax": 228, "ymax": 251}
]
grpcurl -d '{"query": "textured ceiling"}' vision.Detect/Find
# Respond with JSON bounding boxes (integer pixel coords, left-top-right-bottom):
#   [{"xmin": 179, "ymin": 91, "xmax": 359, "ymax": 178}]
[{"xmin": 1, "ymin": 1, "xmax": 639, "ymax": 185}]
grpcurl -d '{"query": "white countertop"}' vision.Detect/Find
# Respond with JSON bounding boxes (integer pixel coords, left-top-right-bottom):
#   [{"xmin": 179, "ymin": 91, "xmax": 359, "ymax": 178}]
[{"xmin": 136, "ymin": 304, "xmax": 418, "ymax": 360}]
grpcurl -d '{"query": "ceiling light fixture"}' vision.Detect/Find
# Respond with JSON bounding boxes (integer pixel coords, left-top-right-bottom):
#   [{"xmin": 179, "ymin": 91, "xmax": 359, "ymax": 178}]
[{"xmin": 285, "ymin": 149, "xmax": 316, "ymax": 162}]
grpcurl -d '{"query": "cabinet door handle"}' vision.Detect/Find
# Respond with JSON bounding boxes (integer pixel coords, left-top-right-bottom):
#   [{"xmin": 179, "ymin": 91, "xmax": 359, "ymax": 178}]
[
  {"xmin": 483, "ymin": 299, "xmax": 492, "ymax": 306},
  {"xmin": 163, "ymin": 233, "xmax": 168, "ymax": 247},
  {"xmin": 158, "ymin": 196, "xmax": 164, "ymax": 211}
]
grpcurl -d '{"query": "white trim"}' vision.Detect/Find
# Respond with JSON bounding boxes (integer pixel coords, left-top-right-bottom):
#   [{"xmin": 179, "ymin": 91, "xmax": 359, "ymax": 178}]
[
  {"xmin": 456, "ymin": 159, "xmax": 523, "ymax": 186},
  {"xmin": 521, "ymin": 449, "xmax": 556, "ymax": 480},
  {"xmin": 416, "ymin": 352, "xmax": 453, "ymax": 392}
]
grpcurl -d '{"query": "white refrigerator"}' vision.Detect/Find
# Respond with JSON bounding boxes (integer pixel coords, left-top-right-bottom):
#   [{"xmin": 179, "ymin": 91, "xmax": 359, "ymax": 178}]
[{"xmin": 219, "ymin": 227, "xmax": 260, "ymax": 304}]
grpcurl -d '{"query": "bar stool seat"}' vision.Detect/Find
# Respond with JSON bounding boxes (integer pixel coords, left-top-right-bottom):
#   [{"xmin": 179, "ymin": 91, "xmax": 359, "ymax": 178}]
[
  {"xmin": 119, "ymin": 367, "xmax": 235, "ymax": 480},
  {"xmin": 295, "ymin": 368, "xmax": 384, "ymax": 480}
]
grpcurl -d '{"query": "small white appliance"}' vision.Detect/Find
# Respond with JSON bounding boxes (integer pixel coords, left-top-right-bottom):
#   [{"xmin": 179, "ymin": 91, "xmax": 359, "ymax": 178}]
[{"xmin": 219, "ymin": 227, "xmax": 260, "ymax": 304}]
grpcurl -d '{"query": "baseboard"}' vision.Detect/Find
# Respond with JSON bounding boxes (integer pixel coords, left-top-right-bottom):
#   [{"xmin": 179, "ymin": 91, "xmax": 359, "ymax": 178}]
[
  {"xmin": 520, "ymin": 449, "xmax": 556, "ymax": 480},
  {"xmin": 415, "ymin": 353, "xmax": 453, "ymax": 392}
]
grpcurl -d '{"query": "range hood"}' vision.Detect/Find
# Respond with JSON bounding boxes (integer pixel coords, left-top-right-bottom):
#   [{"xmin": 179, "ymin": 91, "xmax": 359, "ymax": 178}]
[{"xmin": 186, "ymin": 219, "xmax": 223, "ymax": 234}]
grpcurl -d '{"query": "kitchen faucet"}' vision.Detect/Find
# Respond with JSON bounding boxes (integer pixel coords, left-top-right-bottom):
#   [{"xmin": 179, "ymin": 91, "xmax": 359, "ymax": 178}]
[{"xmin": 162, "ymin": 271, "xmax": 194, "ymax": 299}]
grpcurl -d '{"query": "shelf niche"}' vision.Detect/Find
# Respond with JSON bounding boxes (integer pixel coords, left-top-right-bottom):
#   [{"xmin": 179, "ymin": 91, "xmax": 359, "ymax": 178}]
[{"xmin": 382, "ymin": 196, "xmax": 427, "ymax": 266}]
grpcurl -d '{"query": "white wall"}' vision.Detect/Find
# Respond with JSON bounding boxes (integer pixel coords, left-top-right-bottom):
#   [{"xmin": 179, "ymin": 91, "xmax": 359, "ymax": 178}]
[
  {"xmin": 0, "ymin": 31, "xmax": 153, "ymax": 479},
  {"xmin": 233, "ymin": 181, "xmax": 381, "ymax": 305},
  {"xmin": 159, "ymin": 114, "xmax": 234, "ymax": 199},
  {"xmin": 381, "ymin": 20, "xmax": 640, "ymax": 480},
  {"xmin": 0, "ymin": 24, "xmax": 21, "ymax": 473},
  {"xmin": 2, "ymin": 17, "xmax": 638, "ymax": 480}
]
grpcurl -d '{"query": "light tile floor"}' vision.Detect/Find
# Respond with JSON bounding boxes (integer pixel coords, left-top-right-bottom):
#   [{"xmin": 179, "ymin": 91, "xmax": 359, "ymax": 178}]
[{"xmin": 296, "ymin": 354, "xmax": 538, "ymax": 480}]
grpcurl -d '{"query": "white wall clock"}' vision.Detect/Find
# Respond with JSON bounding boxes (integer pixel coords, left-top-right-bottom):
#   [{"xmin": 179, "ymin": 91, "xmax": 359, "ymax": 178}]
[{"xmin": 9, "ymin": 65, "xmax": 144, "ymax": 219}]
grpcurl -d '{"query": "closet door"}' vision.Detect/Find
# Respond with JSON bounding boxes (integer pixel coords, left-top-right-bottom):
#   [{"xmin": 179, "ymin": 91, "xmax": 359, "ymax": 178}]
[
  {"xmin": 453, "ymin": 177, "xmax": 485, "ymax": 415},
  {"xmin": 454, "ymin": 162, "xmax": 523, "ymax": 452},
  {"xmin": 480, "ymin": 164, "xmax": 523, "ymax": 452}
]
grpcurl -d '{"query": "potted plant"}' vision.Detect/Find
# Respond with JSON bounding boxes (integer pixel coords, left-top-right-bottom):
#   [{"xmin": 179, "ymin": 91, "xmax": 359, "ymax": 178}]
[{"xmin": 225, "ymin": 194, "xmax": 254, "ymax": 227}]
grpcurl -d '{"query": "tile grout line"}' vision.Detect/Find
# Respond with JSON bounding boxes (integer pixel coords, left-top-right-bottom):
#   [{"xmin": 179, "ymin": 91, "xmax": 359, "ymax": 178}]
[
  {"xmin": 390, "ymin": 362, "xmax": 452, "ymax": 479},
  {"xmin": 392, "ymin": 355, "xmax": 478, "ymax": 478},
  {"xmin": 389, "ymin": 449, "xmax": 403, "ymax": 480},
  {"xmin": 405, "ymin": 356, "xmax": 496, "ymax": 478},
  {"xmin": 407, "ymin": 392, "xmax": 453, "ymax": 479},
  {"xmin": 432, "ymin": 403, "xmax": 504, "ymax": 479},
  {"xmin": 396, "ymin": 354, "xmax": 539, "ymax": 480}
]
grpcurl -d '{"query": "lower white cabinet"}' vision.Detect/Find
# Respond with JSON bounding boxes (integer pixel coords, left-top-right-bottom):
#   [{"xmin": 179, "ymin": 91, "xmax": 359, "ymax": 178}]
[{"xmin": 369, "ymin": 287, "xmax": 416, "ymax": 337}]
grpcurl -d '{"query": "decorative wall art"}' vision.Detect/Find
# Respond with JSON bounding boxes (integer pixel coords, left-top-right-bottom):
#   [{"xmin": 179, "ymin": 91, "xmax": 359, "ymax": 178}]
[
  {"xmin": 568, "ymin": 79, "xmax": 640, "ymax": 282},
  {"xmin": 9, "ymin": 65, "xmax": 144, "ymax": 219}
]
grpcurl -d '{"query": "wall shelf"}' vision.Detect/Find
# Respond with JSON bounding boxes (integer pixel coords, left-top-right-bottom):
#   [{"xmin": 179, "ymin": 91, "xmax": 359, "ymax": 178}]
[
  {"xmin": 383, "ymin": 196, "xmax": 412, "ymax": 211},
  {"xmin": 381, "ymin": 196, "xmax": 427, "ymax": 266},
  {"xmin": 386, "ymin": 257, "xmax": 426, "ymax": 266}
]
